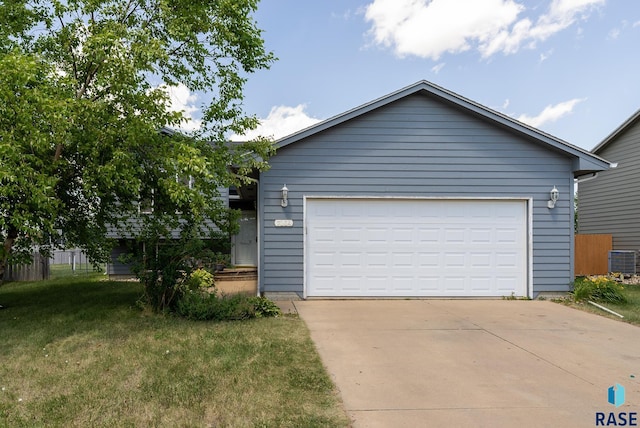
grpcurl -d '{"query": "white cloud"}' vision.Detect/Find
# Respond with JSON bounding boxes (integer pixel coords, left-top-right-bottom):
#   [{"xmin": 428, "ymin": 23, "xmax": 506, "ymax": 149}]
[
  {"xmin": 608, "ymin": 27, "xmax": 621, "ymax": 39},
  {"xmin": 230, "ymin": 104, "xmax": 322, "ymax": 141},
  {"xmin": 502, "ymin": 99, "xmax": 510, "ymax": 109},
  {"xmin": 431, "ymin": 62, "xmax": 446, "ymax": 74},
  {"xmin": 539, "ymin": 48, "xmax": 553, "ymax": 62},
  {"xmin": 608, "ymin": 20, "xmax": 638, "ymax": 39},
  {"xmin": 608, "ymin": 20, "xmax": 631, "ymax": 40},
  {"xmin": 364, "ymin": 0, "xmax": 523, "ymax": 59},
  {"xmin": 363, "ymin": 0, "xmax": 604, "ymax": 59},
  {"xmin": 517, "ymin": 98, "xmax": 586, "ymax": 128},
  {"xmin": 332, "ymin": 9, "xmax": 354, "ymax": 20},
  {"xmin": 160, "ymin": 83, "xmax": 202, "ymax": 132}
]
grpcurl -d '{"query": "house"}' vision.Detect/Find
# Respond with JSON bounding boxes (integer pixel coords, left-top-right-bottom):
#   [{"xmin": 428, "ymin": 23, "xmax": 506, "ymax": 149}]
[
  {"xmin": 109, "ymin": 81, "xmax": 612, "ymax": 298},
  {"xmin": 578, "ymin": 108, "xmax": 640, "ymax": 273},
  {"xmin": 254, "ymin": 81, "xmax": 610, "ymax": 299}
]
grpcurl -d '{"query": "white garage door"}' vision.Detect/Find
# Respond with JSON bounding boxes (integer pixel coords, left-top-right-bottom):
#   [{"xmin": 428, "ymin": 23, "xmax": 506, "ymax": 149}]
[{"xmin": 305, "ymin": 198, "xmax": 528, "ymax": 297}]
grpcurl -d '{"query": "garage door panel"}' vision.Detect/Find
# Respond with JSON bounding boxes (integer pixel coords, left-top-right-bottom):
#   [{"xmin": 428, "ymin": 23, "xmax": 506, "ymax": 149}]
[
  {"xmin": 470, "ymin": 253, "xmax": 492, "ymax": 267},
  {"xmin": 340, "ymin": 276, "xmax": 362, "ymax": 292},
  {"xmin": 313, "ymin": 227, "xmax": 335, "ymax": 243},
  {"xmin": 497, "ymin": 203, "xmax": 523, "ymax": 219},
  {"xmin": 312, "ymin": 276, "xmax": 337, "ymax": 293},
  {"xmin": 445, "ymin": 228, "xmax": 465, "ymax": 243},
  {"xmin": 419, "ymin": 228, "xmax": 440, "ymax": 243},
  {"xmin": 496, "ymin": 277, "xmax": 520, "ymax": 292},
  {"xmin": 445, "ymin": 204, "xmax": 467, "ymax": 218},
  {"xmin": 306, "ymin": 199, "xmax": 527, "ymax": 297},
  {"xmin": 339, "ymin": 253, "xmax": 362, "ymax": 269},
  {"xmin": 471, "ymin": 277, "xmax": 492, "ymax": 291},
  {"xmin": 496, "ymin": 252, "xmax": 519, "ymax": 267},
  {"xmin": 418, "ymin": 277, "xmax": 440, "ymax": 291},
  {"xmin": 443, "ymin": 277, "xmax": 466, "ymax": 292},
  {"xmin": 418, "ymin": 252, "xmax": 439, "ymax": 267},
  {"xmin": 391, "ymin": 277, "xmax": 413, "ymax": 291},
  {"xmin": 361, "ymin": 227, "xmax": 383, "ymax": 242},
  {"xmin": 497, "ymin": 228, "xmax": 520, "ymax": 243},
  {"xmin": 444, "ymin": 252, "xmax": 465, "ymax": 268},
  {"xmin": 470, "ymin": 229, "xmax": 492, "ymax": 243},
  {"xmin": 367, "ymin": 276, "xmax": 388, "ymax": 292},
  {"xmin": 341, "ymin": 228, "xmax": 361, "ymax": 242},
  {"xmin": 392, "ymin": 253, "xmax": 413, "ymax": 266},
  {"xmin": 393, "ymin": 228, "xmax": 414, "ymax": 243}
]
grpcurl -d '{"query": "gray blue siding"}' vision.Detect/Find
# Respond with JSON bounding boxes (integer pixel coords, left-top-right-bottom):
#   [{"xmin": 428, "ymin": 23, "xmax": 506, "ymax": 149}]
[
  {"xmin": 106, "ymin": 187, "xmax": 230, "ymax": 277},
  {"xmin": 107, "ymin": 244, "xmax": 135, "ymax": 276},
  {"xmin": 259, "ymin": 92, "xmax": 576, "ymax": 296},
  {"xmin": 580, "ymin": 114, "xmax": 640, "ymax": 252}
]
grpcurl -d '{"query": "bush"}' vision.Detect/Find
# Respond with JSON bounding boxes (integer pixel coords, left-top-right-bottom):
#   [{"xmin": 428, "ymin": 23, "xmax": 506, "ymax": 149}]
[
  {"xmin": 184, "ymin": 268, "xmax": 214, "ymax": 291},
  {"xmin": 248, "ymin": 296, "xmax": 282, "ymax": 318},
  {"xmin": 175, "ymin": 291, "xmax": 281, "ymax": 321},
  {"xmin": 124, "ymin": 226, "xmax": 235, "ymax": 313},
  {"xmin": 572, "ymin": 276, "xmax": 627, "ymax": 304}
]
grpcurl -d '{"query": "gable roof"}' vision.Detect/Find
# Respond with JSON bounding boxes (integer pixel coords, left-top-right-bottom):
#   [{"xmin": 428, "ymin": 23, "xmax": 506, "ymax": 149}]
[
  {"xmin": 276, "ymin": 80, "xmax": 612, "ymax": 175},
  {"xmin": 591, "ymin": 108, "xmax": 640, "ymax": 154}
]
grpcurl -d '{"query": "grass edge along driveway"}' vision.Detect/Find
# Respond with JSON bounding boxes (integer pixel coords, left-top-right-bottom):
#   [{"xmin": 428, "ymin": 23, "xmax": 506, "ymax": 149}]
[{"xmin": 0, "ymin": 274, "xmax": 350, "ymax": 427}]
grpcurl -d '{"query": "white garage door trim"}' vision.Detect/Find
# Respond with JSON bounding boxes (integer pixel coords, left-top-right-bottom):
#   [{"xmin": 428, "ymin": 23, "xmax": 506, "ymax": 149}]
[{"xmin": 303, "ymin": 196, "xmax": 532, "ymax": 299}]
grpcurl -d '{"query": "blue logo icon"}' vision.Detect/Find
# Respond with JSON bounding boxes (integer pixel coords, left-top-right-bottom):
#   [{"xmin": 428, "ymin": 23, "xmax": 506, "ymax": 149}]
[{"xmin": 608, "ymin": 383, "xmax": 625, "ymax": 407}]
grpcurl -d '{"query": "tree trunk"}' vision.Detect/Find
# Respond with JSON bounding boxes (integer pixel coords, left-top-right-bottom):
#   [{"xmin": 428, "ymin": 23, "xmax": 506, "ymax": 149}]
[{"xmin": 0, "ymin": 227, "xmax": 18, "ymax": 285}]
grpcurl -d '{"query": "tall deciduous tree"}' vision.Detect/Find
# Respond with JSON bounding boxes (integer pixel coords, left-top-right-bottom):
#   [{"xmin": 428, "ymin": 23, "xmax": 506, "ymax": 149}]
[{"xmin": 0, "ymin": 0, "xmax": 275, "ymax": 282}]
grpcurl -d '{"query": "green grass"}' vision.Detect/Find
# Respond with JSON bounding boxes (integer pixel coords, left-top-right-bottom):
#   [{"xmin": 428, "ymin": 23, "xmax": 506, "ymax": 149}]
[
  {"xmin": 562, "ymin": 282, "xmax": 640, "ymax": 326},
  {"xmin": 48, "ymin": 263, "xmax": 107, "ymax": 279},
  {"xmin": 0, "ymin": 274, "xmax": 350, "ymax": 427},
  {"xmin": 586, "ymin": 283, "xmax": 640, "ymax": 325}
]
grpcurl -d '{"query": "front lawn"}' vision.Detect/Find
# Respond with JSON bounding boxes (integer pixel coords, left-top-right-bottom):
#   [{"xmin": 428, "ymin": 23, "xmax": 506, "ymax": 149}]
[
  {"xmin": 562, "ymin": 278, "xmax": 640, "ymax": 326},
  {"xmin": 580, "ymin": 284, "xmax": 640, "ymax": 325},
  {"xmin": 0, "ymin": 274, "xmax": 349, "ymax": 427}
]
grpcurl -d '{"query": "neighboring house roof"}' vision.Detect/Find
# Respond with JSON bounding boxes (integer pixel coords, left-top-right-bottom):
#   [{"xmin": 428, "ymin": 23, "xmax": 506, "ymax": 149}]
[
  {"xmin": 591, "ymin": 108, "xmax": 640, "ymax": 154},
  {"xmin": 276, "ymin": 80, "xmax": 612, "ymax": 175}
]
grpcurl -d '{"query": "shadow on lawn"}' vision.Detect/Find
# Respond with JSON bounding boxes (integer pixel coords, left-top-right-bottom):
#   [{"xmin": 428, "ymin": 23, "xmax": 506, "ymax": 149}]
[{"xmin": 0, "ymin": 276, "xmax": 147, "ymax": 346}]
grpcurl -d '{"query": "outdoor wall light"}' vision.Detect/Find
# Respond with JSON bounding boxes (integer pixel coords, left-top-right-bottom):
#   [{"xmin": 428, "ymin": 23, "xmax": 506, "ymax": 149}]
[
  {"xmin": 547, "ymin": 186, "xmax": 559, "ymax": 209},
  {"xmin": 281, "ymin": 184, "xmax": 289, "ymax": 208}
]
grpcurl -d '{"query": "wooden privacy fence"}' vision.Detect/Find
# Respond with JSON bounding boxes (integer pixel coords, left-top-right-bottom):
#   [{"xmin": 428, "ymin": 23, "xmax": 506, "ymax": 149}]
[
  {"xmin": 574, "ymin": 234, "xmax": 612, "ymax": 276},
  {"xmin": 6, "ymin": 252, "xmax": 51, "ymax": 282}
]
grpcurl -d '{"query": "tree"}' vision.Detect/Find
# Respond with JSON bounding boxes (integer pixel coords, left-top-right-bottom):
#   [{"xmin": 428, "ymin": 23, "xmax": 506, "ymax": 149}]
[{"xmin": 0, "ymin": 0, "xmax": 275, "ymax": 285}]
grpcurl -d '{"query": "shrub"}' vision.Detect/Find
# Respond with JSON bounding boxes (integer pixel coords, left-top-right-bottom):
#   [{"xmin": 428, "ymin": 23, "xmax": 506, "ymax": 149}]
[
  {"xmin": 175, "ymin": 292, "xmax": 281, "ymax": 321},
  {"xmin": 248, "ymin": 296, "xmax": 283, "ymax": 318},
  {"xmin": 184, "ymin": 268, "xmax": 214, "ymax": 291},
  {"xmin": 572, "ymin": 276, "xmax": 627, "ymax": 304},
  {"xmin": 124, "ymin": 225, "xmax": 235, "ymax": 313}
]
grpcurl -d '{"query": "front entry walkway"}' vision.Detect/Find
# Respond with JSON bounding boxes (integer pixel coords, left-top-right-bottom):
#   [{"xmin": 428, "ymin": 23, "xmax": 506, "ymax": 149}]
[{"xmin": 295, "ymin": 300, "xmax": 640, "ymax": 427}]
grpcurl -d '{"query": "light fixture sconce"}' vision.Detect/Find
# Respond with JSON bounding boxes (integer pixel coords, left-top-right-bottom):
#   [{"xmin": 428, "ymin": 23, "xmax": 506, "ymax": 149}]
[
  {"xmin": 547, "ymin": 186, "xmax": 559, "ymax": 209},
  {"xmin": 280, "ymin": 184, "xmax": 289, "ymax": 208}
]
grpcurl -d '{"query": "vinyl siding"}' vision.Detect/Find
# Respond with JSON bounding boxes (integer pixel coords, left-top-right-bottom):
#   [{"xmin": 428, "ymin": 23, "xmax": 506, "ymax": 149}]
[
  {"xmin": 579, "ymin": 117, "xmax": 640, "ymax": 251},
  {"xmin": 107, "ymin": 244, "xmax": 135, "ymax": 276},
  {"xmin": 260, "ymin": 93, "xmax": 575, "ymax": 296},
  {"xmin": 106, "ymin": 187, "xmax": 229, "ymax": 276},
  {"xmin": 106, "ymin": 187, "xmax": 229, "ymax": 239}
]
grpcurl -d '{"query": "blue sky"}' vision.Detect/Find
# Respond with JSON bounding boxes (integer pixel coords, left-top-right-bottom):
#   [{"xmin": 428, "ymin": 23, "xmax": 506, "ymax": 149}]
[{"xmin": 172, "ymin": 0, "xmax": 640, "ymax": 151}]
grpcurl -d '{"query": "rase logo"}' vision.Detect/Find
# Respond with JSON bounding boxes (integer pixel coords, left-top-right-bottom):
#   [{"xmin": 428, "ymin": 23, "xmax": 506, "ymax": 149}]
[
  {"xmin": 610, "ymin": 384, "xmax": 626, "ymax": 408},
  {"xmin": 596, "ymin": 383, "xmax": 637, "ymax": 426}
]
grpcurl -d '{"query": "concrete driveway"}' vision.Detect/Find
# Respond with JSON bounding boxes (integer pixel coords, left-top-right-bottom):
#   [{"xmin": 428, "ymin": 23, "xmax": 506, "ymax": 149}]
[{"xmin": 294, "ymin": 300, "xmax": 640, "ymax": 428}]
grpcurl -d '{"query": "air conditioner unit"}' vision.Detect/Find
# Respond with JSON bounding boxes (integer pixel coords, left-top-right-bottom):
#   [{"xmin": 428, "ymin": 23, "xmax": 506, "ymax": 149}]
[{"xmin": 608, "ymin": 250, "xmax": 637, "ymax": 275}]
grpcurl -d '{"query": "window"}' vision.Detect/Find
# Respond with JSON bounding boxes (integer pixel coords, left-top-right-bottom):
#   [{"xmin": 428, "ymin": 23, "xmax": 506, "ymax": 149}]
[{"xmin": 138, "ymin": 189, "xmax": 154, "ymax": 214}]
